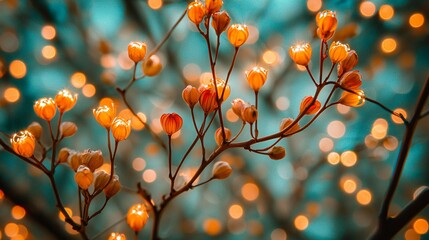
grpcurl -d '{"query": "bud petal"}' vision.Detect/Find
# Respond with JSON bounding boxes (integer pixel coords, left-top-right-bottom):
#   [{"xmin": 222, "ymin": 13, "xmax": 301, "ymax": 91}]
[
  {"xmin": 199, "ymin": 89, "xmax": 218, "ymax": 114},
  {"xmin": 142, "ymin": 54, "xmax": 162, "ymax": 77},
  {"xmin": 26, "ymin": 122, "xmax": 42, "ymax": 139},
  {"xmin": 34, "ymin": 98, "xmax": 56, "ymax": 121},
  {"xmin": 60, "ymin": 122, "xmax": 78, "ymax": 138},
  {"xmin": 160, "ymin": 113, "xmax": 183, "ymax": 136},
  {"xmin": 339, "ymin": 89, "xmax": 365, "ymax": 107},
  {"xmin": 93, "ymin": 103, "xmax": 116, "ymax": 129},
  {"xmin": 316, "ymin": 10, "xmax": 338, "ymax": 41},
  {"xmin": 268, "ymin": 146, "xmax": 286, "ymax": 160},
  {"xmin": 279, "ymin": 118, "xmax": 300, "ymax": 136},
  {"xmin": 104, "ymin": 175, "xmax": 121, "ymax": 198},
  {"xmin": 214, "ymin": 127, "xmax": 231, "ymax": 146},
  {"xmin": 246, "ymin": 66, "xmax": 268, "ymax": 92},
  {"xmin": 212, "ymin": 161, "xmax": 232, "ymax": 179},
  {"xmin": 211, "ymin": 11, "xmax": 230, "ymax": 35},
  {"xmin": 205, "ymin": 0, "xmax": 223, "ymax": 13},
  {"xmin": 127, "ymin": 204, "xmax": 149, "ymax": 232},
  {"xmin": 94, "ymin": 170, "xmax": 111, "ymax": 192},
  {"xmin": 10, "ymin": 130, "xmax": 36, "ymax": 158},
  {"xmin": 289, "ymin": 43, "xmax": 312, "ymax": 66},
  {"xmin": 187, "ymin": 1, "xmax": 206, "ymax": 25},
  {"xmin": 74, "ymin": 165, "xmax": 94, "ymax": 190},
  {"xmin": 182, "ymin": 85, "xmax": 200, "ymax": 108},
  {"xmin": 339, "ymin": 70, "xmax": 362, "ymax": 90},
  {"xmin": 128, "ymin": 41, "xmax": 147, "ymax": 63},
  {"xmin": 227, "ymin": 24, "xmax": 249, "ymax": 47},
  {"xmin": 299, "ymin": 96, "xmax": 321, "ymax": 115},
  {"xmin": 329, "ymin": 41, "xmax": 349, "ymax": 63},
  {"xmin": 231, "ymin": 98, "xmax": 246, "ymax": 121},
  {"xmin": 55, "ymin": 89, "xmax": 78, "ymax": 113},
  {"xmin": 111, "ymin": 117, "xmax": 131, "ymax": 141},
  {"xmin": 338, "ymin": 50, "xmax": 358, "ymax": 75},
  {"xmin": 242, "ymin": 105, "xmax": 258, "ymax": 124},
  {"xmin": 58, "ymin": 148, "xmax": 71, "ymax": 164}
]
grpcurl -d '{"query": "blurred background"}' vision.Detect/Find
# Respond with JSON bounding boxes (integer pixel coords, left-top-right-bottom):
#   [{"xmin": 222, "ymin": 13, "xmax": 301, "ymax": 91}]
[{"xmin": 0, "ymin": 0, "xmax": 429, "ymax": 239}]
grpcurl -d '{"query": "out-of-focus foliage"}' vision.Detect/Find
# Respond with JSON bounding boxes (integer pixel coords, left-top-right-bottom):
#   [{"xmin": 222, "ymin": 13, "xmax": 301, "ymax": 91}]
[{"xmin": 0, "ymin": 0, "xmax": 428, "ymax": 239}]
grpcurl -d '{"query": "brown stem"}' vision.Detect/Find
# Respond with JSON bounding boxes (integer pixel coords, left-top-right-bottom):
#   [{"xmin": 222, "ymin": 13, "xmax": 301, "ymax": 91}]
[
  {"xmin": 254, "ymin": 91, "xmax": 259, "ymax": 139},
  {"xmin": 168, "ymin": 136, "xmax": 174, "ymax": 193},
  {"xmin": 305, "ymin": 66, "xmax": 318, "ymax": 86}
]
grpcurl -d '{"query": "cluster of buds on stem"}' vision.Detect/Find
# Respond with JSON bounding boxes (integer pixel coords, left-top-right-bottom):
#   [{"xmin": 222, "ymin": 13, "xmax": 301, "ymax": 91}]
[
  {"xmin": 128, "ymin": 41, "xmax": 163, "ymax": 77},
  {"xmin": 93, "ymin": 102, "xmax": 131, "ymax": 142},
  {"xmin": 33, "ymin": 89, "xmax": 78, "ymax": 122}
]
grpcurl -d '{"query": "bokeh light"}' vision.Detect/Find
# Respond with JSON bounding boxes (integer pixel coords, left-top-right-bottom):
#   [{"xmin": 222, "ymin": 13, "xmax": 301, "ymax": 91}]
[
  {"xmin": 381, "ymin": 37, "xmax": 397, "ymax": 54},
  {"xmin": 294, "ymin": 215, "xmax": 309, "ymax": 231},
  {"xmin": 409, "ymin": 13, "xmax": 425, "ymax": 28},
  {"xmin": 360, "ymin": 1, "xmax": 376, "ymax": 18},
  {"xmin": 41, "ymin": 25, "xmax": 56, "ymax": 40},
  {"xmin": 9, "ymin": 60, "xmax": 26, "ymax": 79},
  {"xmin": 4, "ymin": 87, "xmax": 20, "ymax": 103},
  {"xmin": 379, "ymin": 5, "xmax": 394, "ymax": 21}
]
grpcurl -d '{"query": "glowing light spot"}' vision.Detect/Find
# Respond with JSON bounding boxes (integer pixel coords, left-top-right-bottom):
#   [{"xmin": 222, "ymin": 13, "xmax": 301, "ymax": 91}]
[
  {"xmin": 82, "ymin": 84, "xmax": 96, "ymax": 98},
  {"xmin": 9, "ymin": 60, "xmax": 27, "ymax": 79},
  {"xmin": 372, "ymin": 118, "xmax": 388, "ymax": 140},
  {"xmin": 294, "ymin": 215, "xmax": 309, "ymax": 231},
  {"xmin": 108, "ymin": 232, "xmax": 127, "ymax": 240},
  {"xmin": 11, "ymin": 206, "xmax": 26, "ymax": 220},
  {"xmin": 246, "ymin": 25, "xmax": 259, "ymax": 45},
  {"xmin": 59, "ymin": 207, "xmax": 73, "ymax": 221},
  {"xmin": 41, "ymin": 45, "xmax": 56, "ymax": 60},
  {"xmin": 413, "ymin": 219, "xmax": 428, "ymax": 235},
  {"xmin": 276, "ymin": 97, "xmax": 290, "ymax": 110},
  {"xmin": 203, "ymin": 218, "xmax": 222, "ymax": 236},
  {"xmin": 226, "ymin": 108, "xmax": 239, "ymax": 122},
  {"xmin": 118, "ymin": 51, "xmax": 134, "ymax": 70},
  {"xmin": 356, "ymin": 189, "xmax": 372, "ymax": 205},
  {"xmin": 383, "ymin": 136, "xmax": 398, "ymax": 151},
  {"xmin": 307, "ymin": 0, "xmax": 322, "ymax": 12},
  {"xmin": 296, "ymin": 64, "xmax": 306, "ymax": 72},
  {"xmin": 360, "ymin": 1, "xmax": 376, "ymax": 18},
  {"xmin": 391, "ymin": 108, "xmax": 407, "ymax": 124},
  {"xmin": 4, "ymin": 87, "xmax": 20, "ymax": 103},
  {"xmin": 100, "ymin": 54, "xmax": 116, "ymax": 68},
  {"xmin": 365, "ymin": 135, "xmax": 378, "ymax": 148},
  {"xmin": 409, "ymin": 13, "xmax": 425, "ymax": 28},
  {"xmin": 229, "ymin": 204, "xmax": 244, "ymax": 219},
  {"xmin": 0, "ymin": 189, "xmax": 4, "ymax": 199},
  {"xmin": 263, "ymin": 50, "xmax": 280, "ymax": 65},
  {"xmin": 148, "ymin": 0, "xmax": 162, "ymax": 10},
  {"xmin": 327, "ymin": 120, "xmax": 346, "ymax": 139},
  {"xmin": 327, "ymin": 152, "xmax": 340, "ymax": 165},
  {"xmin": 0, "ymin": 31, "xmax": 19, "ymax": 53},
  {"xmin": 340, "ymin": 177, "xmax": 357, "ymax": 194},
  {"xmin": 341, "ymin": 151, "xmax": 357, "ymax": 167},
  {"xmin": 183, "ymin": 64, "xmax": 201, "ymax": 82},
  {"xmin": 5, "ymin": 223, "xmax": 19, "ymax": 238},
  {"xmin": 241, "ymin": 183, "xmax": 259, "ymax": 201},
  {"xmin": 131, "ymin": 112, "xmax": 147, "ymax": 131},
  {"xmin": 71, "ymin": 72, "xmax": 87, "ymax": 88},
  {"xmin": 143, "ymin": 169, "xmax": 157, "ymax": 183},
  {"xmin": 381, "ymin": 38, "xmax": 397, "ymax": 54},
  {"xmin": 405, "ymin": 229, "xmax": 420, "ymax": 240},
  {"xmin": 379, "ymin": 5, "xmax": 394, "ymax": 21},
  {"xmin": 41, "ymin": 25, "xmax": 56, "ymax": 40},
  {"xmin": 132, "ymin": 157, "xmax": 146, "ymax": 171},
  {"xmin": 271, "ymin": 228, "xmax": 287, "ymax": 240},
  {"xmin": 319, "ymin": 137, "xmax": 334, "ymax": 152},
  {"xmin": 336, "ymin": 104, "xmax": 351, "ymax": 114},
  {"xmin": 65, "ymin": 216, "xmax": 81, "ymax": 234}
]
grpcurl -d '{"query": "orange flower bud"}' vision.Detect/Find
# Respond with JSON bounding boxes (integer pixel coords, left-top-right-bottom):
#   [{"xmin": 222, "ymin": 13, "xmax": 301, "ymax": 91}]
[
  {"xmin": 108, "ymin": 233, "xmax": 126, "ymax": 240},
  {"xmin": 246, "ymin": 66, "xmax": 268, "ymax": 92},
  {"xmin": 339, "ymin": 70, "xmax": 362, "ymax": 90},
  {"xmin": 58, "ymin": 148, "xmax": 71, "ymax": 163},
  {"xmin": 339, "ymin": 89, "xmax": 365, "ymax": 107},
  {"xmin": 26, "ymin": 122, "xmax": 42, "ymax": 139},
  {"xmin": 268, "ymin": 146, "xmax": 286, "ymax": 160},
  {"xmin": 74, "ymin": 165, "xmax": 94, "ymax": 190},
  {"xmin": 182, "ymin": 85, "xmax": 200, "ymax": 108},
  {"xmin": 126, "ymin": 204, "xmax": 149, "ymax": 232},
  {"xmin": 214, "ymin": 127, "xmax": 231, "ymax": 146},
  {"xmin": 55, "ymin": 89, "xmax": 78, "ymax": 113},
  {"xmin": 128, "ymin": 41, "xmax": 147, "ymax": 63},
  {"xmin": 211, "ymin": 11, "xmax": 230, "ymax": 35},
  {"xmin": 227, "ymin": 24, "xmax": 249, "ymax": 47},
  {"xmin": 300, "ymin": 96, "xmax": 321, "ymax": 115},
  {"xmin": 93, "ymin": 103, "xmax": 116, "ymax": 129},
  {"xmin": 241, "ymin": 105, "xmax": 258, "ymax": 124},
  {"xmin": 94, "ymin": 170, "xmax": 110, "ymax": 192},
  {"xmin": 329, "ymin": 41, "xmax": 349, "ymax": 63},
  {"xmin": 289, "ymin": 43, "xmax": 312, "ymax": 66},
  {"xmin": 68, "ymin": 152, "xmax": 81, "ymax": 172},
  {"xmin": 60, "ymin": 122, "xmax": 77, "ymax": 138},
  {"xmin": 34, "ymin": 98, "xmax": 56, "ymax": 121},
  {"xmin": 160, "ymin": 113, "xmax": 183, "ymax": 136},
  {"xmin": 338, "ymin": 50, "xmax": 358, "ymax": 75},
  {"xmin": 279, "ymin": 118, "xmax": 300, "ymax": 136},
  {"xmin": 80, "ymin": 149, "xmax": 104, "ymax": 172},
  {"xmin": 111, "ymin": 117, "xmax": 131, "ymax": 141},
  {"xmin": 142, "ymin": 54, "xmax": 162, "ymax": 77},
  {"xmin": 205, "ymin": 0, "xmax": 223, "ymax": 13},
  {"xmin": 201, "ymin": 77, "xmax": 230, "ymax": 102},
  {"xmin": 231, "ymin": 98, "xmax": 246, "ymax": 121},
  {"xmin": 212, "ymin": 161, "xmax": 232, "ymax": 179},
  {"xmin": 104, "ymin": 175, "xmax": 121, "ymax": 198},
  {"xmin": 10, "ymin": 130, "xmax": 35, "ymax": 158},
  {"xmin": 316, "ymin": 10, "xmax": 338, "ymax": 41},
  {"xmin": 199, "ymin": 89, "xmax": 218, "ymax": 114},
  {"xmin": 187, "ymin": 1, "xmax": 206, "ymax": 25}
]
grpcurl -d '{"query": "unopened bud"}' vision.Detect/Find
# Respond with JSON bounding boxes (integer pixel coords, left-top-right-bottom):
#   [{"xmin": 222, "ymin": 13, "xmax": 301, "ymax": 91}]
[
  {"xmin": 104, "ymin": 175, "xmax": 121, "ymax": 198},
  {"xmin": 338, "ymin": 50, "xmax": 358, "ymax": 75},
  {"xmin": 211, "ymin": 11, "xmax": 230, "ymax": 35},
  {"xmin": 268, "ymin": 146, "xmax": 286, "ymax": 160},
  {"xmin": 126, "ymin": 204, "xmax": 149, "ymax": 232},
  {"xmin": 60, "ymin": 122, "xmax": 77, "ymax": 138},
  {"xmin": 339, "ymin": 70, "xmax": 362, "ymax": 90},
  {"xmin": 279, "ymin": 118, "xmax": 300, "ymax": 136},
  {"xmin": 26, "ymin": 122, "xmax": 42, "ymax": 139},
  {"xmin": 74, "ymin": 165, "xmax": 94, "ymax": 190},
  {"xmin": 212, "ymin": 161, "xmax": 232, "ymax": 179},
  {"xmin": 58, "ymin": 148, "xmax": 71, "ymax": 163},
  {"xmin": 231, "ymin": 98, "xmax": 246, "ymax": 121},
  {"xmin": 142, "ymin": 54, "xmax": 162, "ymax": 77},
  {"xmin": 242, "ymin": 105, "xmax": 258, "ymax": 124},
  {"xmin": 182, "ymin": 85, "xmax": 200, "ymax": 108},
  {"xmin": 80, "ymin": 149, "xmax": 104, "ymax": 172},
  {"xmin": 68, "ymin": 152, "xmax": 82, "ymax": 172},
  {"xmin": 94, "ymin": 170, "xmax": 111, "ymax": 192},
  {"xmin": 214, "ymin": 127, "xmax": 231, "ymax": 146}
]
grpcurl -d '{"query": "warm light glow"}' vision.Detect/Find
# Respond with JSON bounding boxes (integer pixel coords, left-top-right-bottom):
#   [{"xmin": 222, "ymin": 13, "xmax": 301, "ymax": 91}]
[
  {"xmin": 360, "ymin": 1, "xmax": 376, "ymax": 18},
  {"xmin": 100, "ymin": 54, "xmax": 116, "ymax": 68},
  {"xmin": 11, "ymin": 206, "xmax": 26, "ymax": 220},
  {"xmin": 307, "ymin": 0, "xmax": 322, "ymax": 12},
  {"xmin": 41, "ymin": 25, "xmax": 56, "ymax": 40},
  {"xmin": 294, "ymin": 215, "xmax": 309, "ymax": 231},
  {"xmin": 41, "ymin": 45, "xmax": 57, "ymax": 59},
  {"xmin": 263, "ymin": 50, "xmax": 280, "ymax": 65},
  {"xmin": 226, "ymin": 108, "xmax": 239, "ymax": 122},
  {"xmin": 392, "ymin": 108, "xmax": 407, "ymax": 124},
  {"xmin": 131, "ymin": 112, "xmax": 147, "ymax": 131},
  {"xmin": 381, "ymin": 37, "xmax": 397, "ymax": 54},
  {"xmin": 4, "ymin": 87, "xmax": 20, "ymax": 103},
  {"xmin": 383, "ymin": 136, "xmax": 398, "ymax": 151},
  {"xmin": 379, "ymin": 5, "xmax": 394, "ymax": 21},
  {"xmin": 276, "ymin": 97, "xmax": 290, "ymax": 111},
  {"xmin": 413, "ymin": 218, "xmax": 429, "ymax": 235},
  {"xmin": 372, "ymin": 118, "xmax": 388, "ymax": 139},
  {"xmin": 327, "ymin": 152, "xmax": 340, "ymax": 165},
  {"xmin": 296, "ymin": 64, "xmax": 307, "ymax": 72},
  {"xmin": 340, "ymin": 151, "xmax": 357, "ymax": 167},
  {"xmin": 0, "ymin": 189, "xmax": 4, "ymax": 200},
  {"xmin": 229, "ymin": 204, "xmax": 244, "ymax": 219},
  {"xmin": 241, "ymin": 183, "xmax": 259, "ymax": 201},
  {"xmin": 341, "ymin": 177, "xmax": 357, "ymax": 194},
  {"xmin": 319, "ymin": 137, "xmax": 334, "ymax": 152},
  {"xmin": 99, "ymin": 97, "xmax": 115, "ymax": 107},
  {"xmin": 9, "ymin": 60, "xmax": 27, "ymax": 79},
  {"xmin": 327, "ymin": 120, "xmax": 346, "ymax": 139},
  {"xmin": 143, "ymin": 169, "xmax": 157, "ymax": 183},
  {"xmin": 183, "ymin": 63, "xmax": 201, "ymax": 82},
  {"xmin": 271, "ymin": 228, "xmax": 287, "ymax": 240},
  {"xmin": 71, "ymin": 72, "xmax": 87, "ymax": 88},
  {"xmin": 365, "ymin": 135, "xmax": 378, "ymax": 148},
  {"xmin": 405, "ymin": 229, "xmax": 420, "ymax": 240},
  {"xmin": 65, "ymin": 216, "xmax": 81, "ymax": 235},
  {"xmin": 356, "ymin": 189, "xmax": 372, "ymax": 205},
  {"xmin": 5, "ymin": 223, "xmax": 19, "ymax": 238},
  {"xmin": 59, "ymin": 207, "xmax": 73, "ymax": 221},
  {"xmin": 203, "ymin": 218, "xmax": 222, "ymax": 236},
  {"xmin": 336, "ymin": 104, "xmax": 351, "ymax": 114},
  {"xmin": 409, "ymin": 13, "xmax": 425, "ymax": 28},
  {"xmin": 82, "ymin": 84, "xmax": 96, "ymax": 98},
  {"xmin": 132, "ymin": 157, "xmax": 146, "ymax": 171},
  {"xmin": 148, "ymin": 0, "xmax": 162, "ymax": 10}
]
